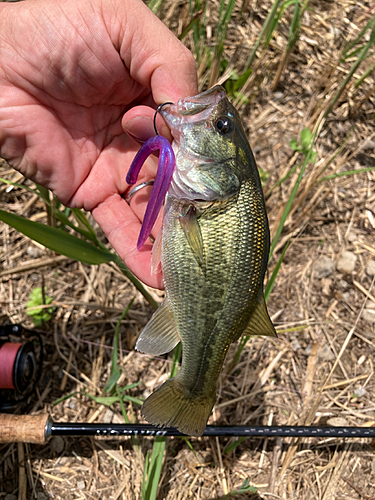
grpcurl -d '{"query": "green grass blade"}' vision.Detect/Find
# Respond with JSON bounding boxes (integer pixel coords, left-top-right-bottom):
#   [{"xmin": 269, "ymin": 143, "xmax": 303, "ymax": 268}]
[
  {"xmin": 170, "ymin": 342, "xmax": 182, "ymax": 378},
  {"xmin": 178, "ymin": 15, "xmax": 202, "ymax": 41},
  {"xmin": 245, "ymin": 0, "xmax": 284, "ymax": 70},
  {"xmin": 268, "ymin": 145, "xmax": 312, "ymax": 259},
  {"xmin": 119, "ymin": 382, "xmax": 142, "ymax": 392},
  {"xmin": 224, "ymin": 436, "xmax": 247, "ymax": 453},
  {"xmin": 187, "ymin": 0, "xmax": 207, "ymax": 59},
  {"xmin": 355, "ymin": 59, "xmax": 375, "ymax": 88},
  {"xmin": 0, "ymin": 178, "xmax": 37, "ymax": 194},
  {"xmin": 121, "ymin": 395, "xmax": 144, "ymax": 405},
  {"xmin": 13, "ymin": 184, "xmax": 100, "ymax": 242},
  {"xmin": 143, "ymin": 437, "xmax": 166, "ymax": 500},
  {"xmin": 71, "ymin": 208, "xmax": 100, "ymax": 244},
  {"xmin": 142, "ymin": 451, "xmax": 151, "ymax": 499},
  {"xmin": 46, "ymin": 205, "xmax": 99, "ymax": 242},
  {"xmin": 5, "ymin": 198, "xmax": 161, "ymax": 310},
  {"xmin": 0, "ymin": 209, "xmax": 116, "ymax": 265},
  {"xmin": 85, "ymin": 394, "xmax": 119, "ymax": 406},
  {"xmin": 323, "ymin": 19, "xmax": 375, "ymax": 120},
  {"xmin": 52, "ymin": 391, "xmax": 78, "ymax": 406},
  {"xmin": 114, "ymin": 256, "xmax": 159, "ymax": 310},
  {"xmin": 229, "ymin": 333, "xmax": 249, "ymax": 372},
  {"xmin": 35, "ymin": 184, "xmax": 50, "ymax": 204},
  {"xmin": 341, "ymin": 15, "xmax": 375, "ymax": 61},
  {"xmin": 265, "ymin": 240, "xmax": 290, "ymax": 302},
  {"xmin": 265, "ymin": 162, "xmax": 300, "ymax": 198},
  {"xmin": 105, "ymin": 298, "xmax": 135, "ymax": 393},
  {"xmin": 141, "ymin": 334, "xmax": 182, "ymax": 499},
  {"xmin": 318, "ymin": 167, "xmax": 375, "ymax": 183},
  {"xmin": 218, "ymin": 478, "xmax": 257, "ymax": 498},
  {"xmin": 147, "ymin": 0, "xmax": 164, "ymax": 14}
]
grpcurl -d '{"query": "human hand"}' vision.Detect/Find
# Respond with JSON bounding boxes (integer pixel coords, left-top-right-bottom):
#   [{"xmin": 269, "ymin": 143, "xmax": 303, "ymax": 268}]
[{"xmin": 0, "ymin": 0, "xmax": 198, "ymax": 288}]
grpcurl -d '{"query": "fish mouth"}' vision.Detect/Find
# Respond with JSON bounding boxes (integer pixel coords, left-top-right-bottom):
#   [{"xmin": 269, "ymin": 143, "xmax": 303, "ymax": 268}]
[
  {"xmin": 176, "ymin": 85, "xmax": 226, "ymax": 116},
  {"xmin": 160, "ymin": 85, "xmax": 227, "ymax": 137}
]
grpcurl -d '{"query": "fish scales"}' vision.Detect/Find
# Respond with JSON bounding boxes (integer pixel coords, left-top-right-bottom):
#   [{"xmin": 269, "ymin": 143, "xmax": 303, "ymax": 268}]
[
  {"xmin": 136, "ymin": 86, "xmax": 276, "ymax": 436},
  {"xmin": 164, "ymin": 182, "xmax": 266, "ymax": 387}
]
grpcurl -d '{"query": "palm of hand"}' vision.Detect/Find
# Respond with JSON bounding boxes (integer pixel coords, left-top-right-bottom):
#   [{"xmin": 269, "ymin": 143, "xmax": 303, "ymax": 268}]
[
  {"xmin": 1, "ymin": 4, "xmax": 156, "ymax": 206},
  {"xmin": 0, "ymin": 0, "xmax": 170, "ymax": 287}
]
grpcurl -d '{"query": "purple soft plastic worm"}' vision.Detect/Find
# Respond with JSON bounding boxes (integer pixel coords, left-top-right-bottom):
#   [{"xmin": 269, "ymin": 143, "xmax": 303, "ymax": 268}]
[{"xmin": 126, "ymin": 136, "xmax": 175, "ymax": 250}]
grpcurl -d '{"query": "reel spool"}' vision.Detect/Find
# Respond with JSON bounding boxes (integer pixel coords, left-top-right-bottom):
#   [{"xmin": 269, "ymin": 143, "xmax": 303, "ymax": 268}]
[{"xmin": 0, "ymin": 323, "xmax": 43, "ymax": 409}]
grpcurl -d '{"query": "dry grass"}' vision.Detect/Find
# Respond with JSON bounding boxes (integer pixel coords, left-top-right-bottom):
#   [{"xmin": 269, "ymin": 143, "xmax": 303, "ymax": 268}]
[{"xmin": 1, "ymin": 0, "xmax": 375, "ymax": 498}]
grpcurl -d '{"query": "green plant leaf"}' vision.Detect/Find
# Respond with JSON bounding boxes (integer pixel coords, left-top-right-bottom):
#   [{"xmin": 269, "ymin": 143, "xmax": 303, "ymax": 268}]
[
  {"xmin": 289, "ymin": 138, "xmax": 300, "ymax": 151},
  {"xmin": 0, "ymin": 178, "xmax": 37, "ymax": 194},
  {"xmin": 0, "ymin": 209, "xmax": 116, "ymax": 265},
  {"xmin": 265, "ymin": 241, "xmax": 290, "ymax": 302},
  {"xmin": 105, "ymin": 368, "xmax": 122, "ymax": 395},
  {"xmin": 26, "ymin": 287, "xmax": 55, "ymax": 325},
  {"xmin": 300, "ymin": 127, "xmax": 313, "ymax": 149},
  {"xmin": 52, "ymin": 392, "xmax": 78, "ymax": 406},
  {"xmin": 218, "ymin": 477, "xmax": 257, "ymax": 498},
  {"xmin": 224, "ymin": 436, "xmax": 247, "ymax": 454},
  {"xmin": 105, "ymin": 298, "xmax": 135, "ymax": 394},
  {"xmin": 142, "ymin": 437, "xmax": 166, "ymax": 500},
  {"xmin": 86, "ymin": 394, "xmax": 119, "ymax": 406},
  {"xmin": 122, "ymin": 395, "xmax": 144, "ymax": 405},
  {"xmin": 71, "ymin": 208, "xmax": 100, "ymax": 244}
]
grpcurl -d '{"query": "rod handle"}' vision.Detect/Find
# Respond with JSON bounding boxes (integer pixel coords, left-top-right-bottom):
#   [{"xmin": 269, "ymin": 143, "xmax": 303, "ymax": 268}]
[{"xmin": 0, "ymin": 413, "xmax": 49, "ymax": 444}]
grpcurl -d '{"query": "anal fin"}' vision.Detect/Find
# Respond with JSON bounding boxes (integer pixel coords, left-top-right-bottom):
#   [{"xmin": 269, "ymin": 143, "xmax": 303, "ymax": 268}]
[
  {"xmin": 135, "ymin": 299, "xmax": 180, "ymax": 355},
  {"xmin": 239, "ymin": 294, "xmax": 277, "ymax": 340}
]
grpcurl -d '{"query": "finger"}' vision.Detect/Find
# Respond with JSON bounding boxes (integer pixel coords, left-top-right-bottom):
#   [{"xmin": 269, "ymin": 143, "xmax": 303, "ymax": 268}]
[
  {"xmin": 71, "ymin": 133, "xmax": 159, "ymax": 210},
  {"xmin": 122, "ymin": 106, "xmax": 173, "ymax": 143},
  {"xmin": 92, "ymin": 192, "xmax": 164, "ymax": 289}
]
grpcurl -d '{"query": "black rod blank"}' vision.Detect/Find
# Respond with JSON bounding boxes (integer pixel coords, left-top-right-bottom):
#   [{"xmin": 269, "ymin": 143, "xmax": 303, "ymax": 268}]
[{"xmin": 49, "ymin": 422, "xmax": 375, "ymax": 439}]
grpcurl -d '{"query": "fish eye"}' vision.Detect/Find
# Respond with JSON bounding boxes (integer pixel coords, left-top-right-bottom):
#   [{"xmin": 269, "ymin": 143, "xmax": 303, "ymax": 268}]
[{"xmin": 215, "ymin": 117, "xmax": 234, "ymax": 135}]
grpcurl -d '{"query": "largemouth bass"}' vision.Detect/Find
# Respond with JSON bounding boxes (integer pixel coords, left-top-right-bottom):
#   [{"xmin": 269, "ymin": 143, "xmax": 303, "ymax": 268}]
[{"xmin": 134, "ymin": 85, "xmax": 276, "ymax": 436}]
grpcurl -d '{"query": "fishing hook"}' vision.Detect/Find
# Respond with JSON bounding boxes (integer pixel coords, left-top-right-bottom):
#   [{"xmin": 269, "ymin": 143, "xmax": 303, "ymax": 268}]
[{"xmin": 153, "ymin": 102, "xmax": 174, "ymax": 135}]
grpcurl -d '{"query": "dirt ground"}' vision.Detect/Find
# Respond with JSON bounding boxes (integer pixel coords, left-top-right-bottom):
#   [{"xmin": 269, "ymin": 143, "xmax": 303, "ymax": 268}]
[{"xmin": 1, "ymin": 0, "xmax": 375, "ymax": 499}]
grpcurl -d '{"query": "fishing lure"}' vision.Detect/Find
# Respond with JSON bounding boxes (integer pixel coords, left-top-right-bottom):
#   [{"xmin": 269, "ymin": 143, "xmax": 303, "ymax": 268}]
[{"xmin": 126, "ymin": 104, "xmax": 175, "ymax": 250}]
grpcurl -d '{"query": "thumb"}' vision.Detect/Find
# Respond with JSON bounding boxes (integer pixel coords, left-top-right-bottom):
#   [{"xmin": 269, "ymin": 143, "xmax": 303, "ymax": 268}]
[{"xmin": 108, "ymin": 0, "xmax": 198, "ymax": 103}]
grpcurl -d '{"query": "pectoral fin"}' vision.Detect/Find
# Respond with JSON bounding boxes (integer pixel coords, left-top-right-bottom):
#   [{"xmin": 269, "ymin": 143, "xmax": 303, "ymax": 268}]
[
  {"xmin": 136, "ymin": 299, "xmax": 180, "ymax": 355},
  {"xmin": 179, "ymin": 206, "xmax": 204, "ymax": 264},
  {"xmin": 150, "ymin": 228, "xmax": 163, "ymax": 275},
  {"xmin": 236, "ymin": 295, "xmax": 277, "ymax": 340}
]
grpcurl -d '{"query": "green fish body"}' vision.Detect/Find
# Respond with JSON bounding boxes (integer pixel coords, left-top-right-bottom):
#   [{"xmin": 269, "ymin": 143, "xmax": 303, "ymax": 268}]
[{"xmin": 136, "ymin": 86, "xmax": 276, "ymax": 436}]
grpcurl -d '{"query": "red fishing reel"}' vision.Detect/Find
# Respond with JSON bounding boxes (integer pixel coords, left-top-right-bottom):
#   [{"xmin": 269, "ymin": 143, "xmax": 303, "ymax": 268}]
[{"xmin": 0, "ymin": 323, "xmax": 43, "ymax": 410}]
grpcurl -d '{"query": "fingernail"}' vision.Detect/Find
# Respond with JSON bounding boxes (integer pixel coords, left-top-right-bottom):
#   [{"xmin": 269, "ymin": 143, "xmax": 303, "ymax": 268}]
[{"xmin": 125, "ymin": 116, "xmax": 155, "ymax": 143}]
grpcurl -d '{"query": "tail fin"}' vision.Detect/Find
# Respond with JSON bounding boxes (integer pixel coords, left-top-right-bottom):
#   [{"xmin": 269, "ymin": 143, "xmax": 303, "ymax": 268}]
[{"xmin": 141, "ymin": 377, "xmax": 215, "ymax": 437}]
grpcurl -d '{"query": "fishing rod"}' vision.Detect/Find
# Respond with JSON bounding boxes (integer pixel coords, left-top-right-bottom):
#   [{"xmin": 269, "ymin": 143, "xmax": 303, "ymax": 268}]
[
  {"xmin": 1, "ymin": 414, "xmax": 374, "ymax": 444},
  {"xmin": 0, "ymin": 325, "xmax": 374, "ymax": 445}
]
